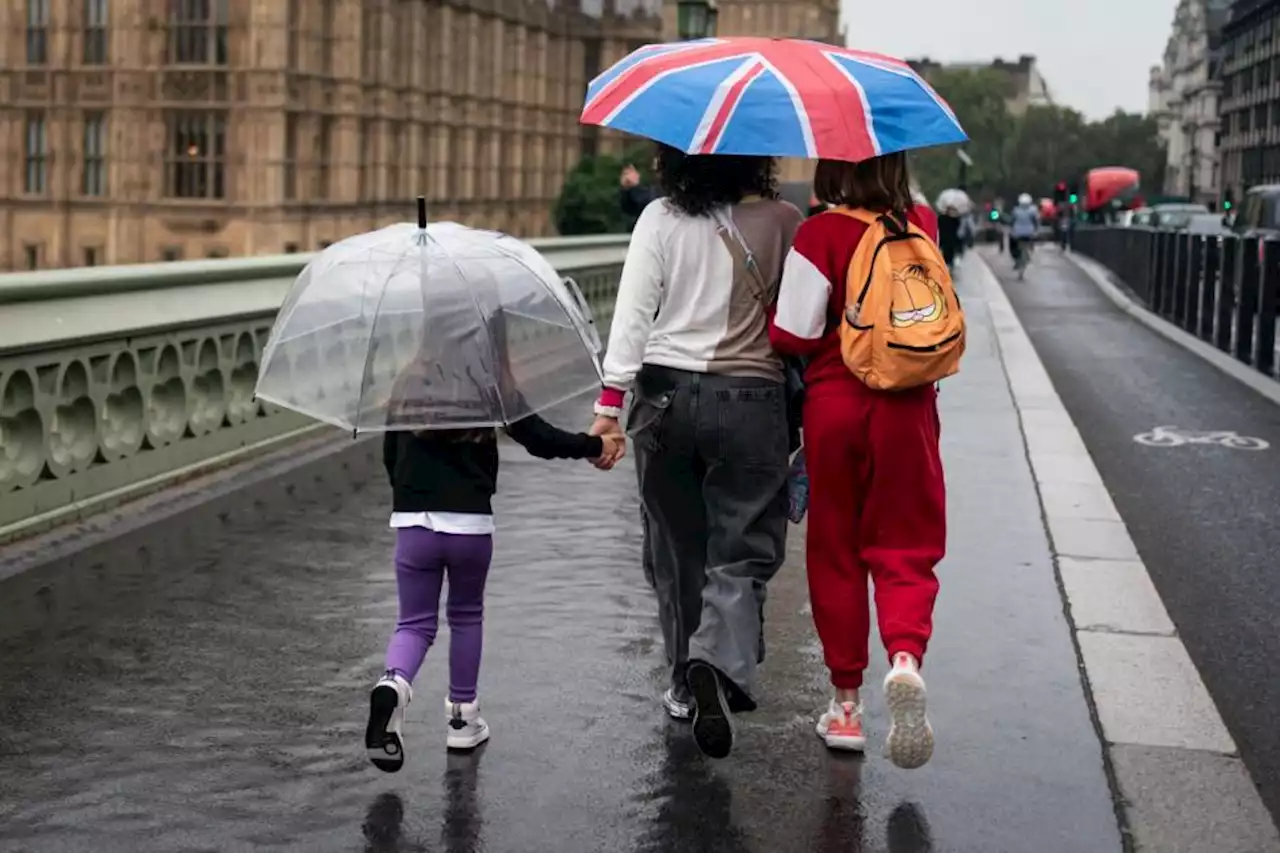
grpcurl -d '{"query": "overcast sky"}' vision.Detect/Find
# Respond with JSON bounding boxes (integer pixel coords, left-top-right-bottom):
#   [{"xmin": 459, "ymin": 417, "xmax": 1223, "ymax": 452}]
[{"xmin": 841, "ymin": 0, "xmax": 1180, "ymax": 119}]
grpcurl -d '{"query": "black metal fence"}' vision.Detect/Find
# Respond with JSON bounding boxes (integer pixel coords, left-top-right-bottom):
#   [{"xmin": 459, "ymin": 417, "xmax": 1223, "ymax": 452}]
[{"xmin": 1072, "ymin": 227, "xmax": 1280, "ymax": 380}]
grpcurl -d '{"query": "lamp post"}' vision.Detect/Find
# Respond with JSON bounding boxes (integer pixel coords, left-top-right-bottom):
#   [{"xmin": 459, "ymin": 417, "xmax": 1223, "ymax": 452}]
[{"xmin": 676, "ymin": 0, "xmax": 718, "ymax": 41}]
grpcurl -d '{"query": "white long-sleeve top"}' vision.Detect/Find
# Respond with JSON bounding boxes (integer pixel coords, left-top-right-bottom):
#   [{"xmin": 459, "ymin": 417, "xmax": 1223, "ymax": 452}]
[{"xmin": 601, "ymin": 197, "xmax": 803, "ymax": 395}]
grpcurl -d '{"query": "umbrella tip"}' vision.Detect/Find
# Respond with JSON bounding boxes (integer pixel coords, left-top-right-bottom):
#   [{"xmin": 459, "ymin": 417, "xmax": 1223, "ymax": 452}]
[{"xmin": 417, "ymin": 196, "xmax": 427, "ymax": 229}]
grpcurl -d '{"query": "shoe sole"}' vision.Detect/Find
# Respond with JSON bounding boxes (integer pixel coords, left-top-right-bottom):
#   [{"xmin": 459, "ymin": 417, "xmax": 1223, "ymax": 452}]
[
  {"xmin": 686, "ymin": 663, "xmax": 733, "ymax": 759},
  {"xmin": 884, "ymin": 672, "xmax": 933, "ymax": 769},
  {"xmin": 817, "ymin": 726, "xmax": 867, "ymax": 752},
  {"xmin": 366, "ymin": 685, "xmax": 405, "ymax": 773},
  {"xmin": 446, "ymin": 724, "xmax": 490, "ymax": 751}
]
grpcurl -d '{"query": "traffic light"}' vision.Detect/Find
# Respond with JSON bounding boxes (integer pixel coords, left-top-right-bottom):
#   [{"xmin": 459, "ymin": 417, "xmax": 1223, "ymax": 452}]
[
  {"xmin": 1068, "ymin": 180, "xmax": 1080, "ymax": 205},
  {"xmin": 1223, "ymin": 190, "xmax": 1234, "ymax": 211},
  {"xmin": 1054, "ymin": 182, "xmax": 1067, "ymax": 204},
  {"xmin": 989, "ymin": 209, "xmax": 1000, "ymax": 221},
  {"xmin": 1069, "ymin": 192, "xmax": 1079, "ymax": 204}
]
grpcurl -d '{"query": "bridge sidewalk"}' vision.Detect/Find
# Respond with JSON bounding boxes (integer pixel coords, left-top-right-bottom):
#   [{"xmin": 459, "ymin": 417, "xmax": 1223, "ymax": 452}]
[{"xmin": 0, "ymin": 255, "xmax": 1144, "ymax": 852}]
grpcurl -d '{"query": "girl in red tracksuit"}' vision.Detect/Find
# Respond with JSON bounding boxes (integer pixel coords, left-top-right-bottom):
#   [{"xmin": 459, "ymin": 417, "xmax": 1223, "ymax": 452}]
[{"xmin": 769, "ymin": 153, "xmax": 945, "ymax": 770}]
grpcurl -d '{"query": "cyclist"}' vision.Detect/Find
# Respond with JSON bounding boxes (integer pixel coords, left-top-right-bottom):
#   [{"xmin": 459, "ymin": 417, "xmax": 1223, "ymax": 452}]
[{"xmin": 1009, "ymin": 193, "xmax": 1039, "ymax": 270}]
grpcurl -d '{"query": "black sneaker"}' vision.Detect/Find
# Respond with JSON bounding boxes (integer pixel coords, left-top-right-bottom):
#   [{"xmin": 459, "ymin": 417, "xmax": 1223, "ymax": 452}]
[
  {"xmin": 686, "ymin": 661, "xmax": 734, "ymax": 758},
  {"xmin": 365, "ymin": 671, "xmax": 411, "ymax": 773}
]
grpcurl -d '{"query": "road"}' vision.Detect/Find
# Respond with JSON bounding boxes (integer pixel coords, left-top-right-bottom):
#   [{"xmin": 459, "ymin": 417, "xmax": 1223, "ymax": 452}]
[
  {"xmin": 0, "ymin": 270, "xmax": 1121, "ymax": 853},
  {"xmin": 991, "ymin": 245, "xmax": 1280, "ymax": 824}
]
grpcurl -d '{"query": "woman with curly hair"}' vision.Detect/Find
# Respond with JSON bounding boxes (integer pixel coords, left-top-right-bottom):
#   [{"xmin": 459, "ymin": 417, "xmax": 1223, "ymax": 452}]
[{"xmin": 589, "ymin": 144, "xmax": 803, "ymax": 759}]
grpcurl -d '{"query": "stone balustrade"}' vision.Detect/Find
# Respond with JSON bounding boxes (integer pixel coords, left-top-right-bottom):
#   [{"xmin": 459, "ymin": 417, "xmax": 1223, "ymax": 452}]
[{"xmin": 0, "ymin": 234, "xmax": 629, "ymax": 542}]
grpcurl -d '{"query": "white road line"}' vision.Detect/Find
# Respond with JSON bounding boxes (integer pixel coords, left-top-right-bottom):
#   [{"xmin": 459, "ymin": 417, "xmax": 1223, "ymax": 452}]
[{"xmin": 971, "ymin": 253, "xmax": 1280, "ymax": 853}]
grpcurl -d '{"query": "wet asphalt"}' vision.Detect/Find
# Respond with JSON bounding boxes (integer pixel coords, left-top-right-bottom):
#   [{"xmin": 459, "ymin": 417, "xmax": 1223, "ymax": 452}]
[
  {"xmin": 991, "ymin": 246, "xmax": 1280, "ymax": 825},
  {"xmin": 0, "ymin": 272, "xmax": 1122, "ymax": 853}
]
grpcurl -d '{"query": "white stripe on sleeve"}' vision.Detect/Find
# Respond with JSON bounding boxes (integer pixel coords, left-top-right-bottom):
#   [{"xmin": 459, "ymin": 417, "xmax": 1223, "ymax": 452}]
[{"xmin": 773, "ymin": 248, "xmax": 831, "ymax": 340}]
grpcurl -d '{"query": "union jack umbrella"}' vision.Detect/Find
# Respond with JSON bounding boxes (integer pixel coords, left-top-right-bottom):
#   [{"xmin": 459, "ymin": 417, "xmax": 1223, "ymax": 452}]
[{"xmin": 580, "ymin": 38, "xmax": 967, "ymax": 163}]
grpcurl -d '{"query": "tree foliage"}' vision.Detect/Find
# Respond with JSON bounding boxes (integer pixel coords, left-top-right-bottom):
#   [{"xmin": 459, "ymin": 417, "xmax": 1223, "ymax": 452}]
[
  {"xmin": 910, "ymin": 68, "xmax": 1167, "ymax": 206},
  {"xmin": 554, "ymin": 145, "xmax": 653, "ymax": 236}
]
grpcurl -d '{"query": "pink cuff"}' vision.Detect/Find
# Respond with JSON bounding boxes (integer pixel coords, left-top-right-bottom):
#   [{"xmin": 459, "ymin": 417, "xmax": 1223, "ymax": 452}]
[{"xmin": 598, "ymin": 387, "xmax": 626, "ymax": 410}]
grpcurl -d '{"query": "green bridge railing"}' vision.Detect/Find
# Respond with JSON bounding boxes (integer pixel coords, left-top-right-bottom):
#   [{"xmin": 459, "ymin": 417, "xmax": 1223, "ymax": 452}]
[{"xmin": 0, "ymin": 234, "xmax": 630, "ymax": 543}]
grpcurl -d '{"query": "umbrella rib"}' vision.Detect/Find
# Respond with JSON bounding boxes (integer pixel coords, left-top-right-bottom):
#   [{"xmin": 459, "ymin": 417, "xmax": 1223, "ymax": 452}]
[{"xmin": 352, "ymin": 249, "xmax": 405, "ymax": 434}]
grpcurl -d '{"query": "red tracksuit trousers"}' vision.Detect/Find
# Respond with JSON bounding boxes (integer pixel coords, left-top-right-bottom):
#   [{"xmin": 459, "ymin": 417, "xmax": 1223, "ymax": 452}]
[{"xmin": 803, "ymin": 382, "xmax": 946, "ymax": 690}]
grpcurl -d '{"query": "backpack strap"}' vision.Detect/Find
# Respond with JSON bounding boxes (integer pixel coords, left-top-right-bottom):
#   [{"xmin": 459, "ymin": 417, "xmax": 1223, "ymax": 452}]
[
  {"xmin": 829, "ymin": 206, "xmax": 914, "ymax": 235},
  {"xmin": 827, "ymin": 206, "xmax": 928, "ymax": 328}
]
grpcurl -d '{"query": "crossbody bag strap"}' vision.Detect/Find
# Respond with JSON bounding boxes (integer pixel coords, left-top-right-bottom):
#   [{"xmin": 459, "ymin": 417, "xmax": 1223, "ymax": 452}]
[{"xmin": 711, "ymin": 207, "xmax": 773, "ymax": 305}]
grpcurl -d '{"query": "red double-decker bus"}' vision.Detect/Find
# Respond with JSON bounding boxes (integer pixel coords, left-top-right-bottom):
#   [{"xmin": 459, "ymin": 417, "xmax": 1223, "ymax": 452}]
[{"xmin": 1084, "ymin": 167, "xmax": 1142, "ymax": 219}]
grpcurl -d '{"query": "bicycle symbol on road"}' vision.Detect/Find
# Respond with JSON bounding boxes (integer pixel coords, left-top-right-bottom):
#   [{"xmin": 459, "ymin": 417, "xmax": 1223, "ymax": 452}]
[{"xmin": 1133, "ymin": 426, "xmax": 1270, "ymax": 450}]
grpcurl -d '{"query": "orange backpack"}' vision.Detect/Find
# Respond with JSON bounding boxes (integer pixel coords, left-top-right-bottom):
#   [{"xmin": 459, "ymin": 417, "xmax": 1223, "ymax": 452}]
[{"xmin": 832, "ymin": 207, "xmax": 966, "ymax": 391}]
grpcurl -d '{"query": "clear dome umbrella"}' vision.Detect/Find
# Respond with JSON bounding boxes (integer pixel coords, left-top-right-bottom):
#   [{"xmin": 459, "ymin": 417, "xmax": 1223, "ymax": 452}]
[
  {"xmin": 254, "ymin": 202, "xmax": 604, "ymax": 433},
  {"xmin": 935, "ymin": 187, "xmax": 973, "ymax": 214}
]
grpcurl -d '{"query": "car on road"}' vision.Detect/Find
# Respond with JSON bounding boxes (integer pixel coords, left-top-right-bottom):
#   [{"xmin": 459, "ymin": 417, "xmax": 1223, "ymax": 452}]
[
  {"xmin": 1230, "ymin": 184, "xmax": 1280, "ymax": 240},
  {"xmin": 1184, "ymin": 212, "xmax": 1232, "ymax": 236},
  {"xmin": 1120, "ymin": 207, "xmax": 1152, "ymax": 227},
  {"xmin": 1146, "ymin": 202, "xmax": 1211, "ymax": 229}
]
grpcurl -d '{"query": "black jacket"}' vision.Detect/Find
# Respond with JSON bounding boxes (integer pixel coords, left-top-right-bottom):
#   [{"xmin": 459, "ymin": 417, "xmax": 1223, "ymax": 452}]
[
  {"xmin": 383, "ymin": 416, "xmax": 603, "ymax": 515},
  {"xmin": 621, "ymin": 185, "xmax": 658, "ymax": 220}
]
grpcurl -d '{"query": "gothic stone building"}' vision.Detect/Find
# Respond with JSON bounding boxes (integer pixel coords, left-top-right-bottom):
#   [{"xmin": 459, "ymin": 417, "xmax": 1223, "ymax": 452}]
[
  {"xmin": 1218, "ymin": 0, "xmax": 1280, "ymax": 201},
  {"xmin": 0, "ymin": 0, "xmax": 661, "ymax": 270},
  {"xmin": 1148, "ymin": 0, "xmax": 1232, "ymax": 204}
]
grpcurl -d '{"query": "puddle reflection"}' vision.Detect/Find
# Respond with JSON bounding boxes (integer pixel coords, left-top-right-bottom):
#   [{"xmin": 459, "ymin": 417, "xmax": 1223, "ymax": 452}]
[
  {"xmin": 361, "ymin": 746, "xmax": 486, "ymax": 853},
  {"xmin": 441, "ymin": 747, "xmax": 486, "ymax": 852},
  {"xmin": 886, "ymin": 802, "xmax": 933, "ymax": 853},
  {"xmin": 813, "ymin": 753, "xmax": 867, "ymax": 850},
  {"xmin": 638, "ymin": 724, "xmax": 750, "ymax": 853}
]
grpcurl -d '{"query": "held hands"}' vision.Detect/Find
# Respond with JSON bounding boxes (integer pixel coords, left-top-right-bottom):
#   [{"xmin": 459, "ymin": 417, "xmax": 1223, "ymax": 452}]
[{"xmin": 589, "ymin": 415, "xmax": 626, "ymax": 471}]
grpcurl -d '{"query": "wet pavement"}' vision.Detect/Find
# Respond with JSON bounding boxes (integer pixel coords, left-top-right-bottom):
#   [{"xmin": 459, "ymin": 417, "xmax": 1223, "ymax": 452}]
[{"xmin": 0, "ymin": 265, "xmax": 1122, "ymax": 853}]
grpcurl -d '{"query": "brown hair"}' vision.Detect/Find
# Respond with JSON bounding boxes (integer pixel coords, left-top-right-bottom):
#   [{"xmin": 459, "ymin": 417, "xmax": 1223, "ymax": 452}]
[{"xmin": 813, "ymin": 153, "xmax": 914, "ymax": 215}]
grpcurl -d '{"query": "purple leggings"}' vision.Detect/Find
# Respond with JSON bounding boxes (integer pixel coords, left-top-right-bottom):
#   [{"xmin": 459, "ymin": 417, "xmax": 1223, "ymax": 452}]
[{"xmin": 384, "ymin": 527, "xmax": 493, "ymax": 703}]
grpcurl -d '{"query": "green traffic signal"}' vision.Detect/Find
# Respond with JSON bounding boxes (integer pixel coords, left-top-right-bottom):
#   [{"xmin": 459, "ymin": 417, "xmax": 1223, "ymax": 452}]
[
  {"xmin": 1068, "ymin": 193, "xmax": 1078, "ymax": 204},
  {"xmin": 1224, "ymin": 201, "xmax": 1233, "ymax": 210},
  {"xmin": 989, "ymin": 210, "xmax": 999, "ymax": 221}
]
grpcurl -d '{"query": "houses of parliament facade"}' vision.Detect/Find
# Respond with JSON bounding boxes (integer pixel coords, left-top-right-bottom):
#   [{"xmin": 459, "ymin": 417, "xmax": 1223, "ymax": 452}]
[{"xmin": 0, "ymin": 0, "xmax": 841, "ymax": 270}]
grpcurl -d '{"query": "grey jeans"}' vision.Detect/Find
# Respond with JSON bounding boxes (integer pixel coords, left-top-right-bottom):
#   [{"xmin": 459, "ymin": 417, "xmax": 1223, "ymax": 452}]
[{"xmin": 629, "ymin": 365, "xmax": 790, "ymax": 708}]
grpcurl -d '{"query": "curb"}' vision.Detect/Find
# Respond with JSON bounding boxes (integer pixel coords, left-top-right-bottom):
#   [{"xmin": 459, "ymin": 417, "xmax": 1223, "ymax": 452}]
[
  {"xmin": 1065, "ymin": 250, "xmax": 1280, "ymax": 408},
  {"xmin": 970, "ymin": 253, "xmax": 1280, "ymax": 853}
]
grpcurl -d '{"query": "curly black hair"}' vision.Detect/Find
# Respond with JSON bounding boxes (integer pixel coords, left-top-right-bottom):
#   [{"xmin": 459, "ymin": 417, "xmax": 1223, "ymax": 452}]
[{"xmin": 654, "ymin": 144, "xmax": 779, "ymax": 217}]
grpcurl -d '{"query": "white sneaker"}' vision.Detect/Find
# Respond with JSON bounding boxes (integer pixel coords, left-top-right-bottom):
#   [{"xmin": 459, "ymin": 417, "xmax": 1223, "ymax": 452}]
[
  {"xmin": 816, "ymin": 699, "xmax": 866, "ymax": 751},
  {"xmin": 883, "ymin": 653, "xmax": 934, "ymax": 769},
  {"xmin": 366, "ymin": 670, "xmax": 412, "ymax": 773},
  {"xmin": 446, "ymin": 698, "xmax": 490, "ymax": 750},
  {"xmin": 662, "ymin": 686, "xmax": 693, "ymax": 720}
]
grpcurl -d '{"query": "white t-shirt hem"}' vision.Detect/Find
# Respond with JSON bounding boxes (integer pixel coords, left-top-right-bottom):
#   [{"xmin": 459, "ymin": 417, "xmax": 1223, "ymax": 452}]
[{"xmin": 389, "ymin": 511, "xmax": 495, "ymax": 536}]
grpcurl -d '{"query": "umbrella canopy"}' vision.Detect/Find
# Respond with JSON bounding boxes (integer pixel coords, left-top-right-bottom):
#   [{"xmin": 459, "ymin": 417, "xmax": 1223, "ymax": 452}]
[
  {"xmin": 935, "ymin": 188, "xmax": 973, "ymax": 214},
  {"xmin": 580, "ymin": 37, "xmax": 967, "ymax": 162},
  {"xmin": 254, "ymin": 223, "xmax": 603, "ymax": 433}
]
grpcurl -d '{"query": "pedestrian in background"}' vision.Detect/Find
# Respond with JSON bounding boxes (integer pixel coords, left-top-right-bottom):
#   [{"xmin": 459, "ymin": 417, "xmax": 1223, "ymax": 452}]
[
  {"xmin": 937, "ymin": 204, "xmax": 962, "ymax": 269},
  {"xmin": 620, "ymin": 163, "xmax": 658, "ymax": 224},
  {"xmin": 769, "ymin": 152, "xmax": 946, "ymax": 770}
]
